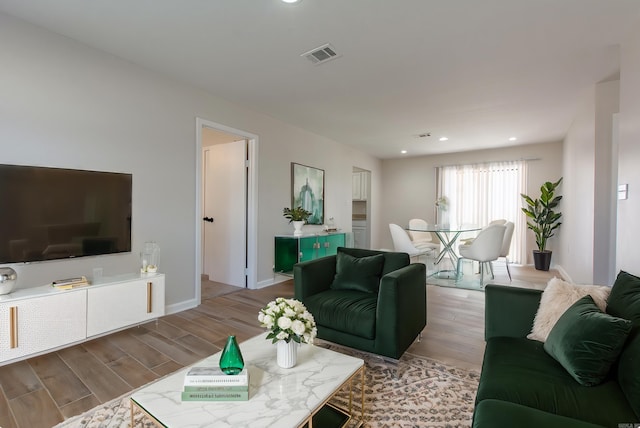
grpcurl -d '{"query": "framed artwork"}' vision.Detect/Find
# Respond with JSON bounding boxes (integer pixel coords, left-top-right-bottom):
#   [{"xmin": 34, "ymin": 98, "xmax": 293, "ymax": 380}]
[{"xmin": 291, "ymin": 162, "xmax": 324, "ymax": 225}]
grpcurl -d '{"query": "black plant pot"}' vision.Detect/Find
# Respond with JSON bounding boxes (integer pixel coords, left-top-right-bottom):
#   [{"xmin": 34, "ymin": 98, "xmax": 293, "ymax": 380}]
[{"xmin": 533, "ymin": 250, "xmax": 552, "ymax": 271}]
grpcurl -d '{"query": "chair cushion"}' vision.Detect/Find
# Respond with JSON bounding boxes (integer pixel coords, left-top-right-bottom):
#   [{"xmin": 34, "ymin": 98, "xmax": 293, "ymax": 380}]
[
  {"xmin": 477, "ymin": 337, "xmax": 637, "ymax": 427},
  {"xmin": 543, "ymin": 295, "xmax": 632, "ymax": 386},
  {"xmin": 304, "ymin": 290, "xmax": 377, "ymax": 339},
  {"xmin": 606, "ymin": 270, "xmax": 640, "ymax": 419},
  {"xmin": 330, "ymin": 251, "xmax": 385, "ymax": 293},
  {"xmin": 527, "ymin": 277, "xmax": 610, "ymax": 342}
]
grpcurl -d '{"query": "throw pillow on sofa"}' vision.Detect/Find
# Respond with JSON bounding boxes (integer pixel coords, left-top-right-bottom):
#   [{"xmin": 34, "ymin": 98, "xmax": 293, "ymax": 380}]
[
  {"xmin": 330, "ymin": 251, "xmax": 385, "ymax": 293},
  {"xmin": 543, "ymin": 295, "xmax": 632, "ymax": 386},
  {"xmin": 527, "ymin": 277, "xmax": 611, "ymax": 342},
  {"xmin": 605, "ymin": 270, "xmax": 640, "ymax": 419}
]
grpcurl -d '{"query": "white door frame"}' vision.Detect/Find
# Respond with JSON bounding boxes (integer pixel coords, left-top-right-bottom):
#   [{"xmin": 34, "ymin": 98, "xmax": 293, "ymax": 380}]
[{"xmin": 195, "ymin": 118, "xmax": 259, "ymax": 304}]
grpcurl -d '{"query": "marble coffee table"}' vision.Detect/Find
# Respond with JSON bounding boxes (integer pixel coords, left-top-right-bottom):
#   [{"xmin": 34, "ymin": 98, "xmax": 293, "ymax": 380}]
[{"xmin": 130, "ymin": 333, "xmax": 365, "ymax": 427}]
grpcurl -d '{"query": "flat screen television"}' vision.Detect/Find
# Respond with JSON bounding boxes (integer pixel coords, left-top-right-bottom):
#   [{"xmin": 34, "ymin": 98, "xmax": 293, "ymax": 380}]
[{"xmin": 0, "ymin": 164, "xmax": 132, "ymax": 263}]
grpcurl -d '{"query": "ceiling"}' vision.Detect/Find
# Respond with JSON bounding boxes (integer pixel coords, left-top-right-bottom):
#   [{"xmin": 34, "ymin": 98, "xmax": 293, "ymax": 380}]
[{"xmin": 1, "ymin": 0, "xmax": 639, "ymax": 159}]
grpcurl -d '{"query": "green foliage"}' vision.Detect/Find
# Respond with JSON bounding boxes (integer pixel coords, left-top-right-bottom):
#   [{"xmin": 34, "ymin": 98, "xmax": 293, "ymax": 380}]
[
  {"xmin": 520, "ymin": 178, "xmax": 563, "ymax": 252},
  {"xmin": 283, "ymin": 206, "xmax": 311, "ymax": 223}
]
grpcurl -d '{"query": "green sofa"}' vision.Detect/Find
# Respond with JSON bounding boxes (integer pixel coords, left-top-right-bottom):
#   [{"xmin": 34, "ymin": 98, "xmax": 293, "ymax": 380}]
[
  {"xmin": 473, "ymin": 271, "xmax": 640, "ymax": 428},
  {"xmin": 293, "ymin": 247, "xmax": 426, "ymax": 360}
]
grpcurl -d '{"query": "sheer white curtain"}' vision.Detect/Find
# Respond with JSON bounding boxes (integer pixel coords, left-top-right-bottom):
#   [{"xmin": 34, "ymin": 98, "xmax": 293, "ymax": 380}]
[{"xmin": 436, "ymin": 160, "xmax": 527, "ymax": 264}]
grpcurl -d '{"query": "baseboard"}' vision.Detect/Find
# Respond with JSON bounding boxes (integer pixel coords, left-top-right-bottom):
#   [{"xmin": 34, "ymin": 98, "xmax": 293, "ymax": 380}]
[
  {"xmin": 254, "ymin": 274, "xmax": 291, "ymax": 289},
  {"xmin": 165, "ymin": 298, "xmax": 198, "ymax": 315},
  {"xmin": 554, "ymin": 265, "xmax": 572, "ymax": 283}
]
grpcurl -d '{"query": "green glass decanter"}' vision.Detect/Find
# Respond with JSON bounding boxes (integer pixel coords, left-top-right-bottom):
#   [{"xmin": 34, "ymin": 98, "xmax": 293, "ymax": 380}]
[{"xmin": 219, "ymin": 335, "xmax": 244, "ymax": 375}]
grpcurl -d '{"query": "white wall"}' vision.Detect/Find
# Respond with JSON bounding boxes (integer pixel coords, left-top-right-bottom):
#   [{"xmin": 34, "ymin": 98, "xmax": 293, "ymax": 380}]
[
  {"xmin": 560, "ymin": 89, "xmax": 596, "ymax": 283},
  {"xmin": 0, "ymin": 13, "xmax": 381, "ymax": 309},
  {"xmin": 617, "ymin": 24, "xmax": 640, "ymax": 274},
  {"xmin": 594, "ymin": 80, "xmax": 620, "ymax": 284},
  {"xmin": 560, "ymin": 80, "xmax": 619, "ymax": 285},
  {"xmin": 379, "ymin": 142, "xmax": 563, "ymax": 256}
]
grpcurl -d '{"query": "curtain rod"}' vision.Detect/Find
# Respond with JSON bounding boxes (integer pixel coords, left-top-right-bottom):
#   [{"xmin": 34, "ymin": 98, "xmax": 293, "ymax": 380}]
[{"xmin": 434, "ymin": 157, "xmax": 540, "ymax": 169}]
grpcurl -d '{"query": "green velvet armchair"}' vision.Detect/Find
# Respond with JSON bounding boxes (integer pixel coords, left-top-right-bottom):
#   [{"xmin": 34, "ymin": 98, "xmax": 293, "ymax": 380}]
[{"xmin": 293, "ymin": 247, "xmax": 427, "ymax": 360}]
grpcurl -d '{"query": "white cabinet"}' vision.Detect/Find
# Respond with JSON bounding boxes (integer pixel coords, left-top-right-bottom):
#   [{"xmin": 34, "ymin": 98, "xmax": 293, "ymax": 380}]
[
  {"xmin": 87, "ymin": 276, "xmax": 165, "ymax": 337},
  {"xmin": 352, "ymin": 220, "xmax": 369, "ymax": 249},
  {"xmin": 352, "ymin": 172, "xmax": 368, "ymax": 200},
  {"xmin": 0, "ymin": 290, "xmax": 87, "ymax": 362},
  {"xmin": 0, "ymin": 273, "xmax": 165, "ymax": 366},
  {"xmin": 352, "ymin": 226, "xmax": 366, "ymax": 248}
]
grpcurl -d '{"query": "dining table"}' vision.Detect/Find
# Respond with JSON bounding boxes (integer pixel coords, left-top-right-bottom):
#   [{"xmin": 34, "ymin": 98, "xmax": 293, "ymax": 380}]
[{"xmin": 406, "ymin": 224, "xmax": 481, "ymax": 277}]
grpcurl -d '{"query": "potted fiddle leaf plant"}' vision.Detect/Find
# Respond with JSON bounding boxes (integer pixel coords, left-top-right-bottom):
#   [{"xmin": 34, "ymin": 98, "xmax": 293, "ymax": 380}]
[
  {"xmin": 520, "ymin": 177, "xmax": 563, "ymax": 271},
  {"xmin": 283, "ymin": 206, "xmax": 311, "ymax": 236}
]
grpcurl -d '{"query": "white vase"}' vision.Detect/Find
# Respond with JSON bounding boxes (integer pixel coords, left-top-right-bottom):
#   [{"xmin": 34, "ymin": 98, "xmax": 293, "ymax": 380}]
[
  {"xmin": 292, "ymin": 221, "xmax": 304, "ymax": 236},
  {"xmin": 276, "ymin": 340, "xmax": 298, "ymax": 368}
]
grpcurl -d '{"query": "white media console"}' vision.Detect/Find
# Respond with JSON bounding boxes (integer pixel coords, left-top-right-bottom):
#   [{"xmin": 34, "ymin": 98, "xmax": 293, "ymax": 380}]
[{"xmin": 0, "ymin": 272, "xmax": 165, "ymax": 366}]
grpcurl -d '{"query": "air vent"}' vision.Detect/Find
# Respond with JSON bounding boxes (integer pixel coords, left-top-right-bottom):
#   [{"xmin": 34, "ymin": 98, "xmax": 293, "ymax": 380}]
[{"xmin": 301, "ymin": 43, "xmax": 341, "ymax": 65}]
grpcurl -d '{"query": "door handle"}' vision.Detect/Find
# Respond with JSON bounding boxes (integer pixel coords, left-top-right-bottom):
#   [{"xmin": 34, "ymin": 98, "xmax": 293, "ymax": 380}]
[
  {"xmin": 10, "ymin": 306, "xmax": 18, "ymax": 348},
  {"xmin": 203, "ymin": 217, "xmax": 214, "ymax": 223},
  {"xmin": 147, "ymin": 282, "xmax": 153, "ymax": 313}
]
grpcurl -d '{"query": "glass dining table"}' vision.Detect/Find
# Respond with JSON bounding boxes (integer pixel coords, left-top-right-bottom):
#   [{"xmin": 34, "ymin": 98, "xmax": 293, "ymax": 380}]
[{"xmin": 407, "ymin": 224, "xmax": 481, "ymax": 277}]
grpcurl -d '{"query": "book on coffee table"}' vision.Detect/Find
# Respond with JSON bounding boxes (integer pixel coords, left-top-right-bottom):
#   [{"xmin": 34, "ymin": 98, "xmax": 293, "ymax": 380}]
[
  {"xmin": 183, "ymin": 367, "xmax": 249, "ymax": 386},
  {"xmin": 182, "ymin": 366, "xmax": 249, "ymax": 401},
  {"xmin": 181, "ymin": 390, "xmax": 249, "ymax": 402},
  {"xmin": 183, "ymin": 384, "xmax": 248, "ymax": 392}
]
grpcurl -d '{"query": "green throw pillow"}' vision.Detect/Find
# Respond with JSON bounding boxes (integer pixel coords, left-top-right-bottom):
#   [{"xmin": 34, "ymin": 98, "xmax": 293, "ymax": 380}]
[
  {"xmin": 544, "ymin": 295, "xmax": 632, "ymax": 386},
  {"xmin": 607, "ymin": 270, "xmax": 640, "ymax": 322},
  {"xmin": 330, "ymin": 251, "xmax": 385, "ymax": 293},
  {"xmin": 606, "ymin": 270, "xmax": 640, "ymax": 418}
]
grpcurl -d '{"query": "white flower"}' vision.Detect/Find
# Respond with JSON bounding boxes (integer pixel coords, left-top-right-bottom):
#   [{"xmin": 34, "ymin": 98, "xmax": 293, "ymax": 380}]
[
  {"xmin": 291, "ymin": 320, "xmax": 306, "ymax": 336},
  {"xmin": 258, "ymin": 298, "xmax": 317, "ymax": 344},
  {"xmin": 277, "ymin": 316, "xmax": 292, "ymax": 330},
  {"xmin": 262, "ymin": 314, "xmax": 274, "ymax": 328}
]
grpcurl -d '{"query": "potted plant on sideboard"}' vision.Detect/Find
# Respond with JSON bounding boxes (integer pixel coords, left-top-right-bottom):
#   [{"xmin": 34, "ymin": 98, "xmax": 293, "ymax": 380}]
[
  {"xmin": 283, "ymin": 206, "xmax": 312, "ymax": 236},
  {"xmin": 520, "ymin": 177, "xmax": 563, "ymax": 271}
]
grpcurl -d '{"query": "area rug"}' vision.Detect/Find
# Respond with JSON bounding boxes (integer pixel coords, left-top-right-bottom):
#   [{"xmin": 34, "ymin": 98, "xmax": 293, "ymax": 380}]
[{"xmin": 55, "ymin": 348, "xmax": 480, "ymax": 428}]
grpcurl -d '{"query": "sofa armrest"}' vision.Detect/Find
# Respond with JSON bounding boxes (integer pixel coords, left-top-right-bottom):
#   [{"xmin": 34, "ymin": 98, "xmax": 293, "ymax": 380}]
[
  {"xmin": 293, "ymin": 255, "xmax": 337, "ymax": 300},
  {"xmin": 484, "ymin": 284, "xmax": 543, "ymax": 340},
  {"xmin": 376, "ymin": 263, "xmax": 427, "ymax": 358}
]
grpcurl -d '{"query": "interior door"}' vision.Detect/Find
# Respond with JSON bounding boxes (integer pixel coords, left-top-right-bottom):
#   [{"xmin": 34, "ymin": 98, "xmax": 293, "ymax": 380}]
[{"xmin": 203, "ymin": 140, "xmax": 247, "ymax": 287}]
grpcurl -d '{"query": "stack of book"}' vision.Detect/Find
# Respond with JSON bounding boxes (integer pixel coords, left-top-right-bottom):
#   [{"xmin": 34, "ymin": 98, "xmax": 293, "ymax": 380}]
[
  {"xmin": 51, "ymin": 276, "xmax": 90, "ymax": 290},
  {"xmin": 182, "ymin": 366, "xmax": 249, "ymax": 401}
]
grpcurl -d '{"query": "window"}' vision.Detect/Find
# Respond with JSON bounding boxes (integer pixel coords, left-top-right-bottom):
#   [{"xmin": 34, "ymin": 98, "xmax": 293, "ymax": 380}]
[{"xmin": 436, "ymin": 160, "xmax": 527, "ymax": 264}]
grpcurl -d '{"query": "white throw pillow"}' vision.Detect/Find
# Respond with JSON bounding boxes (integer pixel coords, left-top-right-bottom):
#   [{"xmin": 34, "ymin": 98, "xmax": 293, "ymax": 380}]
[{"xmin": 527, "ymin": 277, "xmax": 611, "ymax": 342}]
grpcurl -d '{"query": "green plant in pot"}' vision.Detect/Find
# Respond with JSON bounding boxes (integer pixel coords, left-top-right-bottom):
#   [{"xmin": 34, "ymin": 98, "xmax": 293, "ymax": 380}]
[
  {"xmin": 283, "ymin": 206, "xmax": 312, "ymax": 236},
  {"xmin": 520, "ymin": 177, "xmax": 563, "ymax": 271}
]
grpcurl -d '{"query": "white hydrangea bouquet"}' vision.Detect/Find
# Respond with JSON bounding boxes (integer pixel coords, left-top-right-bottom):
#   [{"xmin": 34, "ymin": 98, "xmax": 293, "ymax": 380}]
[{"xmin": 258, "ymin": 297, "xmax": 317, "ymax": 344}]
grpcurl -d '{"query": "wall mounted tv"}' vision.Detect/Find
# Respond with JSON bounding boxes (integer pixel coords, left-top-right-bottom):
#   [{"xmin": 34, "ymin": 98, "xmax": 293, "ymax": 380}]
[{"xmin": 0, "ymin": 164, "xmax": 132, "ymax": 264}]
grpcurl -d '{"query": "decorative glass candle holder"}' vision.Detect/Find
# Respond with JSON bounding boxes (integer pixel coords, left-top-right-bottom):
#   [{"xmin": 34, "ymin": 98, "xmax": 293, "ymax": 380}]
[
  {"xmin": 219, "ymin": 335, "xmax": 245, "ymax": 375},
  {"xmin": 0, "ymin": 267, "xmax": 17, "ymax": 295},
  {"xmin": 140, "ymin": 241, "xmax": 160, "ymax": 274}
]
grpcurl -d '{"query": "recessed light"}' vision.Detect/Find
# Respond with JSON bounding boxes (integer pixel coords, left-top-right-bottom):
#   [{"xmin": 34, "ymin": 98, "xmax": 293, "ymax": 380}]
[
  {"xmin": 439, "ymin": 137, "xmax": 448, "ymax": 142},
  {"xmin": 281, "ymin": 0, "xmax": 300, "ymax": 3},
  {"xmin": 401, "ymin": 150, "xmax": 408, "ymax": 154},
  {"xmin": 509, "ymin": 137, "xmax": 517, "ymax": 141}
]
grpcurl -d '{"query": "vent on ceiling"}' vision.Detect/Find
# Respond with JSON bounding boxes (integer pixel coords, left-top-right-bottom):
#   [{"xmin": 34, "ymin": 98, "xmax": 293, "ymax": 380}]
[{"xmin": 301, "ymin": 43, "xmax": 341, "ymax": 65}]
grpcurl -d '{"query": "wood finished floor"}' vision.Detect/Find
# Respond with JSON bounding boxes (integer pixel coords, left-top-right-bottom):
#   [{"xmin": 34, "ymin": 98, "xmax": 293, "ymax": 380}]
[{"xmin": 0, "ymin": 265, "xmax": 556, "ymax": 428}]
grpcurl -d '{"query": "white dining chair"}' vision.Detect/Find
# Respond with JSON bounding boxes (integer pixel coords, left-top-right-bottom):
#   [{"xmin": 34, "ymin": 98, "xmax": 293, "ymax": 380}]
[
  {"xmin": 456, "ymin": 224, "xmax": 506, "ymax": 286},
  {"xmin": 389, "ymin": 223, "xmax": 434, "ymax": 263},
  {"xmin": 407, "ymin": 219, "xmax": 440, "ymax": 253},
  {"xmin": 497, "ymin": 221, "xmax": 515, "ymax": 280},
  {"xmin": 459, "ymin": 219, "xmax": 507, "ymax": 246}
]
